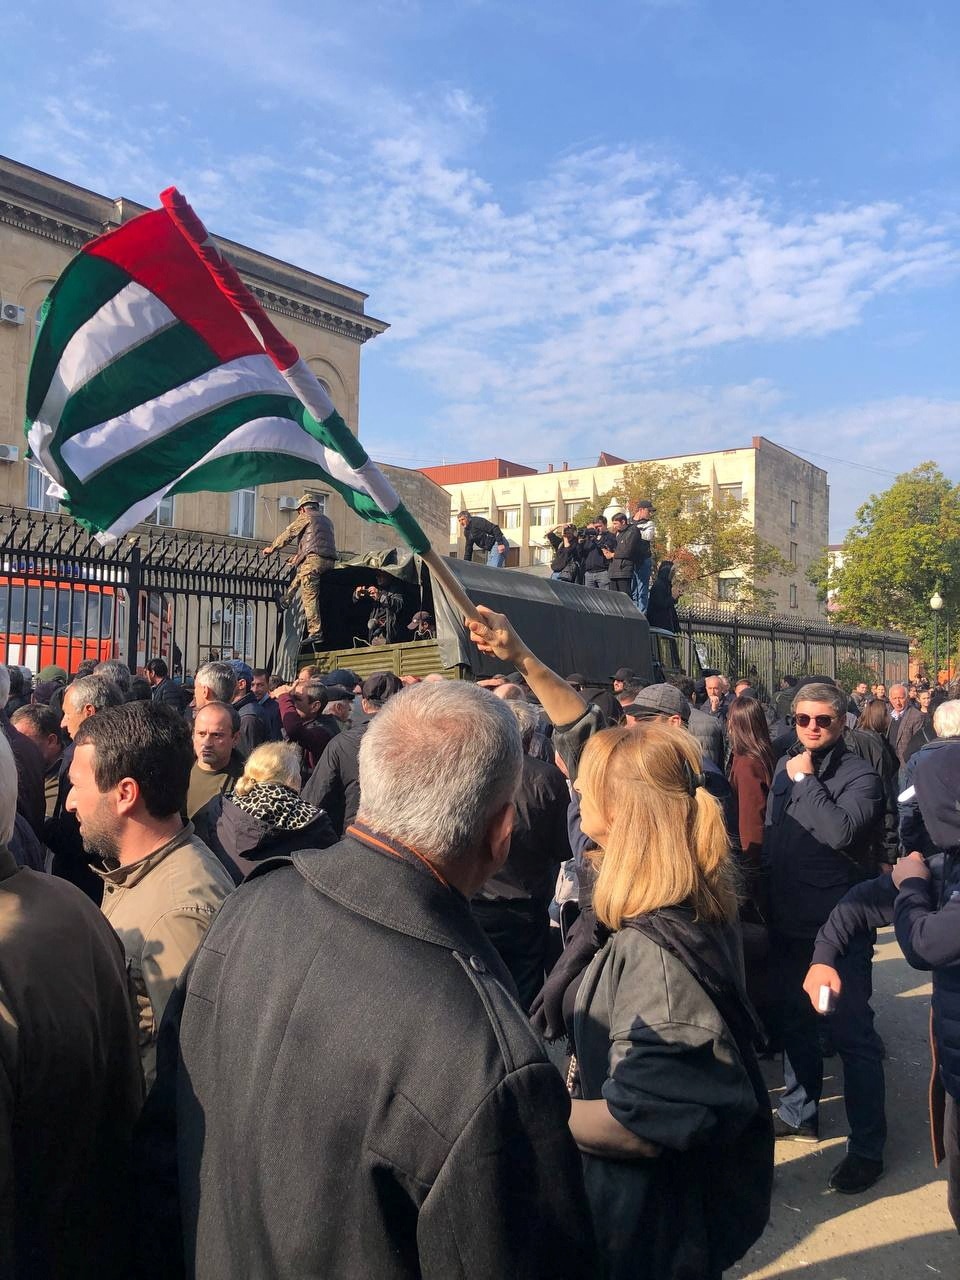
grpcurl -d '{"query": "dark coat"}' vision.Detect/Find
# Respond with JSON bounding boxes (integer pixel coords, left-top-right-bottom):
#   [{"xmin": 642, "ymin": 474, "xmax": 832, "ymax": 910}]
[
  {"xmin": 301, "ymin": 714, "xmax": 373, "ymax": 834},
  {"xmin": 1, "ymin": 711, "xmax": 45, "ymax": 838},
  {"xmin": 763, "ymin": 737, "xmax": 884, "ymax": 939},
  {"xmin": 232, "ymin": 692, "xmax": 268, "ymax": 756},
  {"xmin": 150, "ymin": 678, "xmax": 186, "ymax": 711},
  {"xmin": 545, "ymin": 531, "xmax": 582, "ymax": 581},
  {"xmin": 607, "ymin": 523, "xmax": 646, "ymax": 580},
  {"xmin": 137, "ymin": 835, "xmax": 597, "ymax": 1279},
  {"xmin": 889, "ymin": 704, "xmax": 925, "ymax": 766},
  {"xmin": 461, "ymin": 515, "xmax": 505, "ymax": 561},
  {"xmin": 192, "ymin": 790, "xmax": 338, "ymax": 882},
  {"xmin": 478, "ymin": 754, "xmax": 572, "ymax": 905},
  {"xmin": 256, "ymin": 694, "xmax": 283, "ymax": 742}
]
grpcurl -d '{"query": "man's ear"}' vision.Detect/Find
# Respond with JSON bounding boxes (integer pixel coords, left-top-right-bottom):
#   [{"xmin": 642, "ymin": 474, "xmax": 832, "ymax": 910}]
[
  {"xmin": 485, "ymin": 801, "xmax": 516, "ymax": 874},
  {"xmin": 114, "ymin": 776, "xmax": 141, "ymax": 817}
]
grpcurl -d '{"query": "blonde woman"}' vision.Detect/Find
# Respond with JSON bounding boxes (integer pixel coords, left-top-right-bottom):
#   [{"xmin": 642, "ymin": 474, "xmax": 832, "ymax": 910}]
[
  {"xmin": 569, "ymin": 721, "xmax": 772, "ymax": 1279},
  {"xmin": 467, "ymin": 604, "xmax": 774, "ymax": 1279},
  {"xmin": 193, "ymin": 741, "xmax": 336, "ymax": 881}
]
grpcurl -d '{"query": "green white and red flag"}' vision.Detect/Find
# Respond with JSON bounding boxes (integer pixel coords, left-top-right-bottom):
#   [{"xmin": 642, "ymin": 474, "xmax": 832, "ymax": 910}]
[{"xmin": 24, "ymin": 191, "xmax": 430, "ymax": 552}]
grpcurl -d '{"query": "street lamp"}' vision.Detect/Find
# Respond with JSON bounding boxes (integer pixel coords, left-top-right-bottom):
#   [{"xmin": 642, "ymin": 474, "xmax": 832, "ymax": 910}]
[{"xmin": 931, "ymin": 589, "xmax": 944, "ymax": 686}]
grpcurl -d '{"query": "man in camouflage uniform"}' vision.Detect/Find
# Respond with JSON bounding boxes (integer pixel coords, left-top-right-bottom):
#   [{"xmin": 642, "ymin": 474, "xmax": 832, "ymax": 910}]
[{"xmin": 262, "ymin": 493, "xmax": 337, "ymax": 641}]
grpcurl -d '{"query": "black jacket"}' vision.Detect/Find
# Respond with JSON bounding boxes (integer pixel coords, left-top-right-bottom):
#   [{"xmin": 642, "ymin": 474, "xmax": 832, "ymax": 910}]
[
  {"xmin": 545, "ymin": 531, "xmax": 582, "ymax": 581},
  {"xmin": 137, "ymin": 833, "xmax": 598, "ymax": 1279},
  {"xmin": 301, "ymin": 714, "xmax": 373, "ymax": 834},
  {"xmin": 763, "ymin": 738, "xmax": 884, "ymax": 939},
  {"xmin": 191, "ymin": 788, "xmax": 338, "ymax": 882},
  {"xmin": 582, "ymin": 529, "xmax": 617, "ymax": 573},
  {"xmin": 232, "ymin": 692, "xmax": 268, "ymax": 756},
  {"xmin": 477, "ymin": 754, "xmax": 572, "ymax": 905},
  {"xmin": 462, "ymin": 515, "xmax": 505, "ymax": 561},
  {"xmin": 607, "ymin": 523, "xmax": 646, "ymax": 580},
  {"xmin": 151, "ymin": 678, "xmax": 186, "ymax": 711}
]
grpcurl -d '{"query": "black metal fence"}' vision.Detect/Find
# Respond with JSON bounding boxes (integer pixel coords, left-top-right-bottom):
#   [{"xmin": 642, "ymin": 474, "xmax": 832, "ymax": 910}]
[
  {"xmin": 0, "ymin": 506, "xmax": 291, "ymax": 678},
  {"xmin": 0, "ymin": 507, "xmax": 912, "ymax": 692},
  {"xmin": 676, "ymin": 604, "xmax": 910, "ymax": 696}
]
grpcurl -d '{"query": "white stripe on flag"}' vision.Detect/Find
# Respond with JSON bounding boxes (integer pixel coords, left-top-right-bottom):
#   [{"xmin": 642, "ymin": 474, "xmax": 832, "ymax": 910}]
[
  {"xmin": 61, "ymin": 354, "xmax": 287, "ymax": 482},
  {"xmin": 36, "ymin": 282, "xmax": 178, "ymax": 436},
  {"xmin": 174, "ymin": 417, "xmax": 401, "ymax": 512}
]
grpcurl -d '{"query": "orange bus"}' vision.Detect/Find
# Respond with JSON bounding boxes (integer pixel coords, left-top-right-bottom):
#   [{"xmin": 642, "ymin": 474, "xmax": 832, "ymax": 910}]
[{"xmin": 0, "ymin": 574, "xmax": 123, "ymax": 673}]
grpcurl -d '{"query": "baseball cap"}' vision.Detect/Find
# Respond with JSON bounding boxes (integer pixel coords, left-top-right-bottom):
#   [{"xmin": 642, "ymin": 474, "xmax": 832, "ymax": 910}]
[
  {"xmin": 361, "ymin": 672, "xmax": 403, "ymax": 705},
  {"xmin": 321, "ymin": 668, "xmax": 361, "ymax": 689},
  {"xmin": 622, "ymin": 683, "xmax": 690, "ymax": 722},
  {"xmin": 228, "ymin": 659, "xmax": 254, "ymax": 686},
  {"xmin": 407, "ymin": 611, "xmax": 433, "ymax": 631},
  {"xmin": 38, "ymin": 664, "xmax": 68, "ymax": 683},
  {"xmin": 322, "ymin": 684, "xmax": 355, "ymax": 702}
]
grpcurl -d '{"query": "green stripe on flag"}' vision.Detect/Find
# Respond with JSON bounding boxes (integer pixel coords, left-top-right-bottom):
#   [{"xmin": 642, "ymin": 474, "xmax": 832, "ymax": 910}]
[
  {"xmin": 300, "ymin": 405, "xmax": 372, "ymax": 470},
  {"xmin": 51, "ymin": 321, "xmax": 222, "ymax": 448},
  {"xmin": 62, "ymin": 393, "xmax": 305, "ymax": 530},
  {"xmin": 26, "ymin": 253, "xmax": 132, "ymax": 421}
]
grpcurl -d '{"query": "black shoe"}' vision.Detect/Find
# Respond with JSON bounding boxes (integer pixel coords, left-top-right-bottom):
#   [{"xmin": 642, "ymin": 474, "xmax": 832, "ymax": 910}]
[
  {"xmin": 828, "ymin": 1153, "xmax": 883, "ymax": 1194},
  {"xmin": 772, "ymin": 1112, "xmax": 820, "ymax": 1143}
]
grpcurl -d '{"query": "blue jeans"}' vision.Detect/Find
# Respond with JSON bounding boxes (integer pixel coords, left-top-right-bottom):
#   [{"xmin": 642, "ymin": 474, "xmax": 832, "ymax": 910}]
[
  {"xmin": 487, "ymin": 544, "xmax": 507, "ymax": 568},
  {"xmin": 775, "ymin": 932, "xmax": 886, "ymax": 1160},
  {"xmin": 631, "ymin": 563, "xmax": 650, "ymax": 613}
]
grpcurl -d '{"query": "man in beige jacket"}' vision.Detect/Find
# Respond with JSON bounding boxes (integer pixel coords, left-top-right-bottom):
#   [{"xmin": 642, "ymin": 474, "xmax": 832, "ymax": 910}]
[
  {"xmin": 0, "ymin": 731, "xmax": 144, "ymax": 1279},
  {"xmin": 67, "ymin": 701, "xmax": 234, "ymax": 1088}
]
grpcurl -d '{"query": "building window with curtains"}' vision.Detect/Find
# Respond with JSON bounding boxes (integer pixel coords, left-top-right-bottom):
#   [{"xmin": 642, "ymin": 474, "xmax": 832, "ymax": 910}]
[
  {"xmin": 529, "ymin": 503, "xmax": 555, "ymax": 528},
  {"xmin": 498, "ymin": 506, "xmax": 521, "ymax": 531},
  {"xmin": 564, "ymin": 500, "xmax": 588, "ymax": 522},
  {"xmin": 26, "ymin": 461, "xmax": 59, "ymax": 513},
  {"xmin": 230, "ymin": 487, "xmax": 256, "ymax": 539}
]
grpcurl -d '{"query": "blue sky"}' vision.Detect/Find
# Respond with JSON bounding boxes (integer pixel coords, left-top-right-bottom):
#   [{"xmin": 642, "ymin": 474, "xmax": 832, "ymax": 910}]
[{"xmin": 3, "ymin": 0, "xmax": 959, "ymax": 538}]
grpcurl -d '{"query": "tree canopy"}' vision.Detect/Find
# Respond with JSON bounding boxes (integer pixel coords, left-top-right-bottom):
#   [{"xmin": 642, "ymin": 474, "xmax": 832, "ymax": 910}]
[
  {"xmin": 579, "ymin": 461, "xmax": 790, "ymax": 611},
  {"xmin": 810, "ymin": 462, "xmax": 960, "ymax": 667}
]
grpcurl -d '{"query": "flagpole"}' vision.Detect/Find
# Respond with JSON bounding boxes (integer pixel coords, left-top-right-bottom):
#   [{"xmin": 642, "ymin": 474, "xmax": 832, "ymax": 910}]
[{"xmin": 159, "ymin": 188, "xmax": 482, "ymax": 626}]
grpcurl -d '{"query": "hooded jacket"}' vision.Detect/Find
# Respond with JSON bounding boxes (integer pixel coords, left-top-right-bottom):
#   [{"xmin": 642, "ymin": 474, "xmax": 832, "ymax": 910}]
[{"xmin": 194, "ymin": 783, "xmax": 338, "ymax": 881}]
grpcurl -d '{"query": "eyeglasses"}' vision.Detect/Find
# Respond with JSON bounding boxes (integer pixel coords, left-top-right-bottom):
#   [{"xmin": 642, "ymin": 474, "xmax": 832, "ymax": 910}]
[{"xmin": 794, "ymin": 713, "xmax": 836, "ymax": 729}]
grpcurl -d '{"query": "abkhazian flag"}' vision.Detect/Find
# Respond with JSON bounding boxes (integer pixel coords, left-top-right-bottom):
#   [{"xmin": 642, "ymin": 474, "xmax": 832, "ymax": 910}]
[{"xmin": 24, "ymin": 198, "xmax": 430, "ymax": 551}]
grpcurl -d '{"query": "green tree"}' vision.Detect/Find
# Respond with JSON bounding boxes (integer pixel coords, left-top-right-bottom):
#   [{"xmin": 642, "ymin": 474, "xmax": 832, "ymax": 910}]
[
  {"xmin": 814, "ymin": 463, "xmax": 960, "ymax": 669},
  {"xmin": 579, "ymin": 462, "xmax": 790, "ymax": 611}
]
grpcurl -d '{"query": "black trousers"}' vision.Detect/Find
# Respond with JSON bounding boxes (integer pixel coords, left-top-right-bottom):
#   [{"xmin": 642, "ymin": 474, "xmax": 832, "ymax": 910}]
[
  {"xmin": 946, "ymin": 1090, "xmax": 960, "ymax": 1232},
  {"xmin": 472, "ymin": 898, "xmax": 550, "ymax": 1012}
]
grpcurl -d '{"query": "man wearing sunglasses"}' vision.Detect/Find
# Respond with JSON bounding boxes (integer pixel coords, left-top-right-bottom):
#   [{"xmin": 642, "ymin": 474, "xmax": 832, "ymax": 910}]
[{"xmin": 763, "ymin": 683, "xmax": 886, "ymax": 1189}]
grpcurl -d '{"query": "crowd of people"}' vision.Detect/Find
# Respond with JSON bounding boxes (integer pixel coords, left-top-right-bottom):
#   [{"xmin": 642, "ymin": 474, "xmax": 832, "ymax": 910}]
[{"xmin": 1, "ymin": 636, "xmax": 959, "ymax": 1278}]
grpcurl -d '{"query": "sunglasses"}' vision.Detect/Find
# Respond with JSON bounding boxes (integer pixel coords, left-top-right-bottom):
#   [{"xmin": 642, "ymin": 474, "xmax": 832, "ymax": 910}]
[{"xmin": 794, "ymin": 713, "xmax": 836, "ymax": 729}]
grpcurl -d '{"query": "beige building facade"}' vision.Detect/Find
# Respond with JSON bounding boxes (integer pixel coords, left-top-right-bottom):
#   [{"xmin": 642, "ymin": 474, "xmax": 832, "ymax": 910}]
[
  {"xmin": 431, "ymin": 438, "xmax": 829, "ymax": 616},
  {"xmin": 0, "ymin": 155, "xmax": 449, "ymax": 558}
]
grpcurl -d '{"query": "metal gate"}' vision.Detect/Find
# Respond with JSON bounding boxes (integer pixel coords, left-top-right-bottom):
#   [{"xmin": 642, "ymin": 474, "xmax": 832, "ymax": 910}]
[
  {"xmin": 0, "ymin": 507, "xmax": 292, "ymax": 678},
  {"xmin": 676, "ymin": 604, "xmax": 910, "ymax": 698}
]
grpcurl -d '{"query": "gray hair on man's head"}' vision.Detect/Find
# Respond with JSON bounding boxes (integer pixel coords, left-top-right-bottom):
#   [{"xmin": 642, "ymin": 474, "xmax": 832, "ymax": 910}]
[
  {"xmin": 508, "ymin": 699, "xmax": 541, "ymax": 751},
  {"xmin": 94, "ymin": 659, "xmax": 132, "ymax": 694},
  {"xmin": 934, "ymin": 700, "xmax": 960, "ymax": 740},
  {"xmin": 0, "ymin": 732, "xmax": 15, "ymax": 845},
  {"xmin": 66, "ymin": 674, "xmax": 125, "ymax": 714},
  {"xmin": 0, "ymin": 664, "xmax": 10, "ymax": 710},
  {"xmin": 195, "ymin": 661, "xmax": 237, "ymax": 703},
  {"xmin": 792, "ymin": 682, "xmax": 846, "ymax": 718},
  {"xmin": 358, "ymin": 681, "xmax": 522, "ymax": 867}
]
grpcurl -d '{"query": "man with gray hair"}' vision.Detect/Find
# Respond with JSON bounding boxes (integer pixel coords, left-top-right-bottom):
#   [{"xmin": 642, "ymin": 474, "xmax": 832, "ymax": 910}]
[
  {"xmin": 94, "ymin": 659, "xmax": 133, "ymax": 699},
  {"xmin": 143, "ymin": 680, "xmax": 595, "ymax": 1278},
  {"xmin": 193, "ymin": 660, "xmax": 238, "ymax": 709},
  {"xmin": 763, "ymin": 681, "xmax": 886, "ymax": 1190}
]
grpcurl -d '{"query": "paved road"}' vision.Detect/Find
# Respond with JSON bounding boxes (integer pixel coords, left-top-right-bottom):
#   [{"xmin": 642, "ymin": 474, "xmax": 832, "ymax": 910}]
[{"xmin": 735, "ymin": 929, "xmax": 957, "ymax": 1278}]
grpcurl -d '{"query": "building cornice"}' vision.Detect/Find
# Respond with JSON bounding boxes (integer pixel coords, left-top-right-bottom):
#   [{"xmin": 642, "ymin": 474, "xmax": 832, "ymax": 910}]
[{"xmin": 0, "ymin": 196, "xmax": 386, "ymax": 345}]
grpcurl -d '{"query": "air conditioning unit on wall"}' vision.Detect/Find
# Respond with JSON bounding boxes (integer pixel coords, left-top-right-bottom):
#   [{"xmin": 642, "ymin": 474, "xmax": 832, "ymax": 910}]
[
  {"xmin": 0, "ymin": 444, "xmax": 20, "ymax": 463},
  {"xmin": 1, "ymin": 302, "xmax": 26, "ymax": 326},
  {"xmin": 278, "ymin": 495, "xmax": 298, "ymax": 510}
]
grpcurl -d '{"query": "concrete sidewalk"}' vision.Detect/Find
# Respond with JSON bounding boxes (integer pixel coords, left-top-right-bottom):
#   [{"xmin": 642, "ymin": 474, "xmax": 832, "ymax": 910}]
[{"xmin": 735, "ymin": 929, "xmax": 957, "ymax": 1278}]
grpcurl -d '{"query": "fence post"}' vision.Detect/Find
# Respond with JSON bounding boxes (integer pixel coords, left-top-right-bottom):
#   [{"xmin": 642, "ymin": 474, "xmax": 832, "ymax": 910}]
[
  {"xmin": 125, "ymin": 545, "xmax": 142, "ymax": 672},
  {"xmin": 803, "ymin": 624, "xmax": 810, "ymax": 673}
]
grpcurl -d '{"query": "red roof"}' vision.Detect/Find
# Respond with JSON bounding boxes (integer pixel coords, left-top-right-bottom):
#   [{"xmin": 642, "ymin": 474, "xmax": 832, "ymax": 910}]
[{"xmin": 418, "ymin": 458, "xmax": 538, "ymax": 484}]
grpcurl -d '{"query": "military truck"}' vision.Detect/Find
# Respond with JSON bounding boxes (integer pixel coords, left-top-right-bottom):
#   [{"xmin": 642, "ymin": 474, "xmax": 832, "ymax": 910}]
[{"xmin": 289, "ymin": 553, "xmax": 691, "ymax": 685}]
